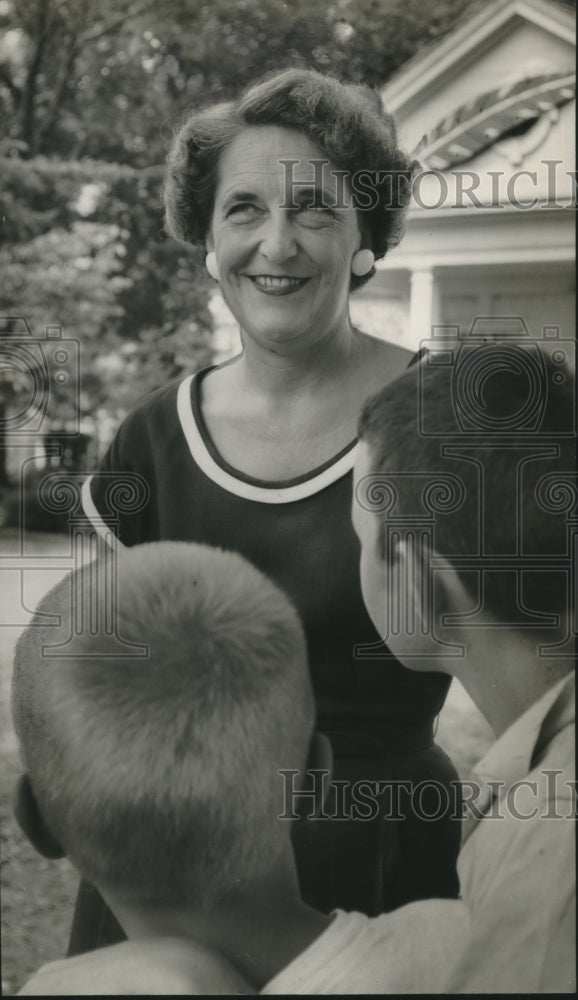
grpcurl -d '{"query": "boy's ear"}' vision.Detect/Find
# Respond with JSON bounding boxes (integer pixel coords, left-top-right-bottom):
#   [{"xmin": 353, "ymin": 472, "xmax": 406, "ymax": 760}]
[
  {"xmin": 393, "ymin": 537, "xmax": 470, "ymax": 631},
  {"xmin": 13, "ymin": 775, "xmax": 65, "ymax": 859},
  {"xmin": 307, "ymin": 731, "xmax": 333, "ymax": 779},
  {"xmin": 306, "ymin": 732, "xmax": 333, "ymax": 817},
  {"xmin": 425, "ymin": 548, "xmax": 474, "ymax": 628},
  {"xmin": 388, "ymin": 534, "xmax": 429, "ymax": 633}
]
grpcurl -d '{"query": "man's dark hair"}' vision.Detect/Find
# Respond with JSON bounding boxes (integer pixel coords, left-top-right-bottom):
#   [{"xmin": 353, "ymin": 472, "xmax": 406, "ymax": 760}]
[{"xmin": 358, "ymin": 344, "xmax": 575, "ymax": 629}]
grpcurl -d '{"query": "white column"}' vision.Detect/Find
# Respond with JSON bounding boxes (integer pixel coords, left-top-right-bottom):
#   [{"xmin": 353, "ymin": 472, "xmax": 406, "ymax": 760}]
[{"xmin": 409, "ymin": 267, "xmax": 436, "ymax": 349}]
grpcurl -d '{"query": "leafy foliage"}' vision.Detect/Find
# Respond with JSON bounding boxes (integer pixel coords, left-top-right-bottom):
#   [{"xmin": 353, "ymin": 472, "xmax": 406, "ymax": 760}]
[
  {"xmin": 1, "ymin": 0, "xmax": 480, "ymax": 163},
  {"xmin": 0, "ymin": 155, "xmax": 212, "ymax": 495}
]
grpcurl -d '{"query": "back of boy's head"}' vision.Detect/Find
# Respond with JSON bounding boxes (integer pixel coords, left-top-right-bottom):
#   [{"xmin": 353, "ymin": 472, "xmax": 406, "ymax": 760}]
[
  {"xmin": 12, "ymin": 542, "xmax": 313, "ymax": 906},
  {"xmin": 358, "ymin": 342, "xmax": 575, "ymax": 628}
]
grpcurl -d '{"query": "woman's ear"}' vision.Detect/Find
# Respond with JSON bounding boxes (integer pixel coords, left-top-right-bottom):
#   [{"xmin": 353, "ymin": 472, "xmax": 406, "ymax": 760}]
[
  {"xmin": 13, "ymin": 775, "xmax": 65, "ymax": 859},
  {"xmin": 351, "ymin": 249, "xmax": 375, "ymax": 278},
  {"xmin": 357, "ymin": 213, "xmax": 375, "ymax": 253}
]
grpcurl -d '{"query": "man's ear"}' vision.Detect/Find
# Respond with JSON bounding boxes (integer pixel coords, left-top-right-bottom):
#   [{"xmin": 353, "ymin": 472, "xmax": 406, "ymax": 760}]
[{"xmin": 13, "ymin": 775, "xmax": 65, "ymax": 859}]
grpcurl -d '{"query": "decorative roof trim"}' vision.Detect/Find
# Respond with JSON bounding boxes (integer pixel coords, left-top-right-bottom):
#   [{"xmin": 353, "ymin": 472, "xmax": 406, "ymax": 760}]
[
  {"xmin": 415, "ymin": 72, "xmax": 575, "ymax": 168},
  {"xmin": 382, "ymin": 0, "xmax": 575, "ymax": 116}
]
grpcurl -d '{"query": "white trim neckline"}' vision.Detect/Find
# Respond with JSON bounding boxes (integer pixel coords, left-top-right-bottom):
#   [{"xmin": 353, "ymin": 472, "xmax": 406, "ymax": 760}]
[{"xmin": 177, "ymin": 374, "xmax": 358, "ymax": 505}]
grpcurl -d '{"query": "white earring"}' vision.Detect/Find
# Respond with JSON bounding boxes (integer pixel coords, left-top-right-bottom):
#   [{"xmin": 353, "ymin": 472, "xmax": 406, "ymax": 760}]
[
  {"xmin": 351, "ymin": 249, "xmax": 375, "ymax": 277},
  {"xmin": 205, "ymin": 251, "xmax": 219, "ymax": 280}
]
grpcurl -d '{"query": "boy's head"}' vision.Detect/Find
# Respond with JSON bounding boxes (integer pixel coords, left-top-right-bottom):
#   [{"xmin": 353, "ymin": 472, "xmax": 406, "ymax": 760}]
[
  {"xmin": 353, "ymin": 342, "xmax": 575, "ymax": 670},
  {"xmin": 12, "ymin": 542, "xmax": 314, "ymax": 907}
]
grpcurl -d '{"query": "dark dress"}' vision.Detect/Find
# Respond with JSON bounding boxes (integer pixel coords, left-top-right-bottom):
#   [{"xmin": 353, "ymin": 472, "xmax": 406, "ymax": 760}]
[{"xmin": 69, "ymin": 366, "xmax": 461, "ymax": 953}]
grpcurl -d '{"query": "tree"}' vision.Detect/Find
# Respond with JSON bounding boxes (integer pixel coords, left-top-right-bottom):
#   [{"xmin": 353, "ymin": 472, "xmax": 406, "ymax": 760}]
[
  {"xmin": 0, "ymin": 157, "xmax": 213, "ymax": 471},
  {"xmin": 1, "ymin": 0, "xmax": 481, "ymax": 164},
  {"xmin": 1, "ymin": 0, "xmax": 170, "ymax": 161}
]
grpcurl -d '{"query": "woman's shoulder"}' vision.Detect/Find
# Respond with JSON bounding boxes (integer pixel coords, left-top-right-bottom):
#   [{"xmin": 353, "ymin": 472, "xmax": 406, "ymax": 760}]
[
  {"xmin": 125, "ymin": 374, "xmax": 187, "ymax": 417},
  {"xmin": 118, "ymin": 368, "xmax": 207, "ymax": 433},
  {"xmin": 104, "ymin": 370, "xmax": 208, "ymax": 466}
]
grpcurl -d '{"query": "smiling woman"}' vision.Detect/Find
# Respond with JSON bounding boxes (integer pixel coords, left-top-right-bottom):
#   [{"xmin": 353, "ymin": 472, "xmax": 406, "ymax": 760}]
[
  {"xmin": 208, "ymin": 128, "xmax": 363, "ymax": 368},
  {"xmin": 74, "ymin": 68, "xmax": 461, "ymax": 952}
]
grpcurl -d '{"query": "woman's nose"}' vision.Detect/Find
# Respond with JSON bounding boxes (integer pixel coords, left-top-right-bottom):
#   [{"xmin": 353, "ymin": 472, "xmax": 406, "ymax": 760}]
[{"xmin": 259, "ymin": 211, "xmax": 297, "ymax": 262}]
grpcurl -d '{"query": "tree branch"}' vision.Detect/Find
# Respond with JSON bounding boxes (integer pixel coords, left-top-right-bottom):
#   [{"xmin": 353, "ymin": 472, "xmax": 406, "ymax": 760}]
[
  {"xmin": 37, "ymin": 30, "xmax": 79, "ymax": 147},
  {"xmin": 21, "ymin": 0, "xmax": 51, "ymax": 154},
  {"xmin": 0, "ymin": 65, "xmax": 22, "ymax": 106}
]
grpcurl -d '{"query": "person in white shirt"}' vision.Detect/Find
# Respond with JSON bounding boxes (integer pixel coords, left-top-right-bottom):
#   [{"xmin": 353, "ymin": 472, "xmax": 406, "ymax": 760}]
[
  {"xmin": 15, "ymin": 342, "xmax": 575, "ymax": 995},
  {"xmin": 352, "ymin": 339, "xmax": 576, "ymax": 993},
  {"xmin": 13, "ymin": 541, "xmax": 467, "ymax": 996}
]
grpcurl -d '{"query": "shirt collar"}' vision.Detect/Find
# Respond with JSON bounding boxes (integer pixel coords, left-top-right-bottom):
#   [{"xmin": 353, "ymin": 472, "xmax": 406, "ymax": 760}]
[{"xmin": 472, "ymin": 672, "xmax": 575, "ymax": 790}]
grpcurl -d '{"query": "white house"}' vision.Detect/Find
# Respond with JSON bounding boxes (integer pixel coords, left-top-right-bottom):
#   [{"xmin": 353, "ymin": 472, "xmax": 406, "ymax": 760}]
[{"xmin": 351, "ymin": 0, "xmax": 575, "ymax": 353}]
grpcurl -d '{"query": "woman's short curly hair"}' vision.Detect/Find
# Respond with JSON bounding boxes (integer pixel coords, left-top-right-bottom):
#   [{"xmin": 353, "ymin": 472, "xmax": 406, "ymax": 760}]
[{"xmin": 164, "ymin": 68, "xmax": 416, "ymax": 290}]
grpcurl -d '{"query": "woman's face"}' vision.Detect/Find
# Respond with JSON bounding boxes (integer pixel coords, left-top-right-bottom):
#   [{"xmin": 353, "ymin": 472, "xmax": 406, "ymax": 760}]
[{"xmin": 208, "ymin": 125, "xmax": 363, "ymax": 353}]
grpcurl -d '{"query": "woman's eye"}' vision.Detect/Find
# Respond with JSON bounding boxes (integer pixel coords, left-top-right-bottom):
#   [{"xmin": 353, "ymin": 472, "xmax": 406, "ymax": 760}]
[
  {"xmin": 297, "ymin": 203, "xmax": 337, "ymax": 226},
  {"xmin": 226, "ymin": 203, "xmax": 260, "ymax": 222},
  {"xmin": 300, "ymin": 203, "xmax": 333, "ymax": 214}
]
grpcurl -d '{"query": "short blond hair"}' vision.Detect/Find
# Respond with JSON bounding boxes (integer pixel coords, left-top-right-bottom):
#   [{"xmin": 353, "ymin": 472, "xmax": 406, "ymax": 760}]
[{"xmin": 12, "ymin": 542, "xmax": 313, "ymax": 904}]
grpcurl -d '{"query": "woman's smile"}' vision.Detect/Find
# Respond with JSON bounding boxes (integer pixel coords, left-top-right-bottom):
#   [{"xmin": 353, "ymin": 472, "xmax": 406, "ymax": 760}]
[{"xmin": 242, "ymin": 274, "xmax": 312, "ymax": 295}]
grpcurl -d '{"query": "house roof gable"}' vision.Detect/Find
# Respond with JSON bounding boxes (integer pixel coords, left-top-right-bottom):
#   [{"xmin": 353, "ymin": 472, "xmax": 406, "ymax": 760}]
[{"xmin": 382, "ymin": 0, "xmax": 575, "ymax": 116}]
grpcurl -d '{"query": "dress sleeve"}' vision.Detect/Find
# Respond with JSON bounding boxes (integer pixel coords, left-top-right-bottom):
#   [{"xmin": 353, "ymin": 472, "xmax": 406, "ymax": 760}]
[{"xmin": 81, "ymin": 411, "xmax": 153, "ymax": 549}]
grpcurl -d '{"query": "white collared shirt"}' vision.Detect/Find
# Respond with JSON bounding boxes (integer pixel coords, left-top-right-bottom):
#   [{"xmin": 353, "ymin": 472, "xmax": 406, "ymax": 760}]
[
  {"xmin": 262, "ymin": 674, "xmax": 575, "ymax": 995},
  {"xmin": 447, "ymin": 672, "xmax": 576, "ymax": 993},
  {"xmin": 261, "ymin": 900, "xmax": 469, "ymax": 994}
]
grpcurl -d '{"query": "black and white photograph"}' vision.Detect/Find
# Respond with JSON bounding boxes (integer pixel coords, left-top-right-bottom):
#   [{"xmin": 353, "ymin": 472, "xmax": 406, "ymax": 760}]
[{"xmin": 0, "ymin": 0, "xmax": 575, "ymax": 993}]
